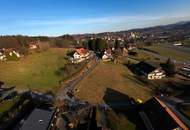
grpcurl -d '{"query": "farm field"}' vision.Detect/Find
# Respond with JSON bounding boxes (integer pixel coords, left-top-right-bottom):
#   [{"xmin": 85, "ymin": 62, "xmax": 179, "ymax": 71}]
[{"xmin": 0, "ymin": 48, "xmax": 68, "ymax": 92}]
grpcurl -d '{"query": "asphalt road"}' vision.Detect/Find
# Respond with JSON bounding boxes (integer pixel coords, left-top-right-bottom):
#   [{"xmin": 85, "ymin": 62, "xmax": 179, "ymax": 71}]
[{"xmin": 56, "ymin": 56, "xmax": 100, "ymax": 102}]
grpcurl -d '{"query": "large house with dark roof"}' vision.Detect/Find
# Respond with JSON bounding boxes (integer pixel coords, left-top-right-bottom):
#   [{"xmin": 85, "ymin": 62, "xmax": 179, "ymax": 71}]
[
  {"xmin": 140, "ymin": 96, "xmax": 190, "ymax": 130},
  {"xmin": 134, "ymin": 61, "xmax": 166, "ymax": 80},
  {"xmin": 20, "ymin": 108, "xmax": 56, "ymax": 130}
]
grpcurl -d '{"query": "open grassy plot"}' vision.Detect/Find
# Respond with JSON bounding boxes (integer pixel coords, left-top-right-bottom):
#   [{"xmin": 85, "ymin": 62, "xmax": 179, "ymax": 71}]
[
  {"xmin": 144, "ymin": 45, "xmax": 190, "ymax": 61},
  {"xmin": 75, "ymin": 61, "xmax": 152, "ymax": 104},
  {"xmin": 75, "ymin": 61, "xmax": 151, "ymax": 130},
  {"xmin": 0, "ymin": 48, "xmax": 67, "ymax": 92}
]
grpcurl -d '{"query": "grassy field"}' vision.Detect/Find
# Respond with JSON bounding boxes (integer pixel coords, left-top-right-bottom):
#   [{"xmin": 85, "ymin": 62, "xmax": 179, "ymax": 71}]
[
  {"xmin": 0, "ymin": 48, "xmax": 68, "ymax": 92},
  {"xmin": 74, "ymin": 61, "xmax": 152, "ymax": 130},
  {"xmin": 75, "ymin": 61, "xmax": 152, "ymax": 103},
  {"xmin": 144, "ymin": 45, "xmax": 190, "ymax": 61}
]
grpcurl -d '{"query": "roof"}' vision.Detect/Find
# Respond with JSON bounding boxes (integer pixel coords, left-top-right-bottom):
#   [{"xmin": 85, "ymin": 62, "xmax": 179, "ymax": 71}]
[
  {"xmin": 157, "ymin": 97, "xmax": 190, "ymax": 129},
  {"xmin": 76, "ymin": 48, "xmax": 89, "ymax": 55},
  {"xmin": 142, "ymin": 97, "xmax": 180, "ymax": 130},
  {"xmin": 136, "ymin": 61, "xmax": 160, "ymax": 74},
  {"xmin": 20, "ymin": 108, "xmax": 55, "ymax": 130},
  {"xmin": 155, "ymin": 97, "xmax": 189, "ymax": 130}
]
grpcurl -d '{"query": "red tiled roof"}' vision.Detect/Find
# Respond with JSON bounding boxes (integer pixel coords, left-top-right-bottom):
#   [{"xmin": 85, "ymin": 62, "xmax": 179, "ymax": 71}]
[{"xmin": 76, "ymin": 48, "xmax": 89, "ymax": 55}]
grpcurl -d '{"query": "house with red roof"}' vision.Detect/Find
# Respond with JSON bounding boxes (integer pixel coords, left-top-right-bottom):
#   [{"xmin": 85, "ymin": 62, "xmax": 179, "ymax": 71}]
[
  {"xmin": 102, "ymin": 48, "xmax": 113, "ymax": 62},
  {"xmin": 73, "ymin": 48, "xmax": 90, "ymax": 63}
]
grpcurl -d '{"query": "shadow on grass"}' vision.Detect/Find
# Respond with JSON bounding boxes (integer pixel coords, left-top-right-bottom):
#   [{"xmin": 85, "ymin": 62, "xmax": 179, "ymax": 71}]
[{"xmin": 103, "ymin": 88, "xmax": 146, "ymax": 130}]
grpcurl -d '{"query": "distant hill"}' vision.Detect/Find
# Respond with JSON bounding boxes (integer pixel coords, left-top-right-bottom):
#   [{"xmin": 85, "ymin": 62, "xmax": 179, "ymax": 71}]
[
  {"xmin": 72, "ymin": 21, "xmax": 190, "ymax": 38},
  {"xmin": 120, "ymin": 21, "xmax": 190, "ymax": 34}
]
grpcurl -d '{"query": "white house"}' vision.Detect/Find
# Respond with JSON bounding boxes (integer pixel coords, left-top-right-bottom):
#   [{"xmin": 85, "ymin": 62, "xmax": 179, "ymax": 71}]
[
  {"xmin": 135, "ymin": 61, "xmax": 166, "ymax": 80},
  {"xmin": 29, "ymin": 44, "xmax": 39, "ymax": 49},
  {"xmin": 0, "ymin": 53, "xmax": 6, "ymax": 61},
  {"xmin": 11, "ymin": 50, "xmax": 20, "ymax": 58},
  {"xmin": 147, "ymin": 69, "xmax": 166, "ymax": 80},
  {"xmin": 102, "ymin": 49, "xmax": 112, "ymax": 62},
  {"xmin": 72, "ymin": 48, "xmax": 90, "ymax": 63},
  {"xmin": 173, "ymin": 42, "xmax": 182, "ymax": 46}
]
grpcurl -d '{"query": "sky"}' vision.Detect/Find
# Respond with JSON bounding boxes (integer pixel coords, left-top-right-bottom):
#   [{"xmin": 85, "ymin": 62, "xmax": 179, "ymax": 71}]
[{"xmin": 0, "ymin": 0, "xmax": 190, "ymax": 36}]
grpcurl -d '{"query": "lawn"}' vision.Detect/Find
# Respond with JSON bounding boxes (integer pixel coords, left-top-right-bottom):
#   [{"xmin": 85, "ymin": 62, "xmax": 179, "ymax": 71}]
[
  {"xmin": 75, "ymin": 61, "xmax": 152, "ymax": 103},
  {"xmin": 144, "ymin": 45, "xmax": 190, "ymax": 61},
  {"xmin": 0, "ymin": 48, "xmax": 68, "ymax": 92},
  {"xmin": 74, "ymin": 61, "xmax": 152, "ymax": 130}
]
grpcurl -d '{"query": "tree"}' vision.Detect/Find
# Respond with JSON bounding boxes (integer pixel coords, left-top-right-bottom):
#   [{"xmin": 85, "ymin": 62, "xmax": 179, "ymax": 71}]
[
  {"xmin": 95, "ymin": 38, "xmax": 108, "ymax": 51},
  {"xmin": 114, "ymin": 39, "xmax": 120, "ymax": 49},
  {"xmin": 82, "ymin": 41, "xmax": 88, "ymax": 48},
  {"xmin": 165, "ymin": 58, "xmax": 176, "ymax": 76},
  {"xmin": 88, "ymin": 39, "xmax": 96, "ymax": 51},
  {"xmin": 88, "ymin": 38, "xmax": 107, "ymax": 51}
]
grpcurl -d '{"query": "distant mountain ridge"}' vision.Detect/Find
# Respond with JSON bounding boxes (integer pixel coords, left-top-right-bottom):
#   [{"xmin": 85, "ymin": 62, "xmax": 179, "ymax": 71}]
[{"xmin": 118, "ymin": 21, "xmax": 190, "ymax": 34}]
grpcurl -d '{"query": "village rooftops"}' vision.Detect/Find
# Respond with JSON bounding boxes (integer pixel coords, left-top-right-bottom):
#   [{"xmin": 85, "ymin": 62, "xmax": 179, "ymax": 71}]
[{"xmin": 20, "ymin": 108, "xmax": 56, "ymax": 130}]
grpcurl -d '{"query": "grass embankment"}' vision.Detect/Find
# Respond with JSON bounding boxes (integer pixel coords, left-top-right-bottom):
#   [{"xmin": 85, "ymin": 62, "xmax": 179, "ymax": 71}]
[
  {"xmin": 144, "ymin": 45, "xmax": 190, "ymax": 61},
  {"xmin": 0, "ymin": 48, "xmax": 68, "ymax": 92}
]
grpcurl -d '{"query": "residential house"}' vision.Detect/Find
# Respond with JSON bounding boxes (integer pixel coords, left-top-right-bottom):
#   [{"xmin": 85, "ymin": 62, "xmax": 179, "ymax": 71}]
[
  {"xmin": 29, "ymin": 43, "xmax": 39, "ymax": 49},
  {"xmin": 102, "ymin": 48, "xmax": 113, "ymax": 62},
  {"xmin": 134, "ymin": 61, "xmax": 166, "ymax": 80},
  {"xmin": 122, "ymin": 47, "xmax": 128, "ymax": 56},
  {"xmin": 0, "ymin": 50, "xmax": 6, "ymax": 60},
  {"xmin": 72, "ymin": 48, "xmax": 90, "ymax": 63},
  {"xmin": 20, "ymin": 108, "xmax": 56, "ymax": 130},
  {"xmin": 0, "ymin": 48, "xmax": 20, "ymax": 61},
  {"xmin": 140, "ymin": 96, "xmax": 190, "ymax": 130},
  {"xmin": 173, "ymin": 42, "xmax": 182, "ymax": 46},
  {"xmin": 179, "ymin": 66, "xmax": 190, "ymax": 78},
  {"xmin": 126, "ymin": 43, "xmax": 137, "ymax": 51}
]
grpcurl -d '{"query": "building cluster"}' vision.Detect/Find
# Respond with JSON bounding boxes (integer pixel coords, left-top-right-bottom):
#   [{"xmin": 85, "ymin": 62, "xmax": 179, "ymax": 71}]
[{"xmin": 0, "ymin": 48, "xmax": 20, "ymax": 61}]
